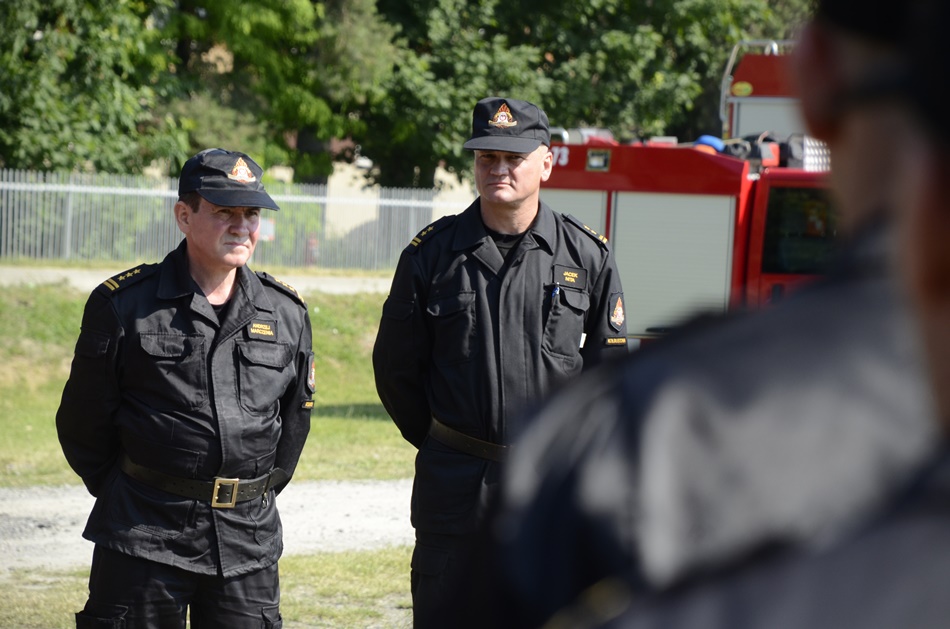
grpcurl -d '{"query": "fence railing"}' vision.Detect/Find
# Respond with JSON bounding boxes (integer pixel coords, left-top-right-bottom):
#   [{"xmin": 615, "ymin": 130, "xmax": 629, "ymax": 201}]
[{"xmin": 0, "ymin": 169, "xmax": 472, "ymax": 271}]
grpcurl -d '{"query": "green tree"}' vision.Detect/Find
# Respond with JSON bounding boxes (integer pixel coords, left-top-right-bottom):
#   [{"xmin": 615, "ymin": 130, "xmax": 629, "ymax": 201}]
[
  {"xmin": 368, "ymin": 0, "xmax": 815, "ymax": 186},
  {"xmin": 152, "ymin": 0, "xmax": 399, "ymax": 181},
  {"xmin": 0, "ymin": 0, "xmax": 187, "ymax": 172},
  {"xmin": 360, "ymin": 0, "xmax": 550, "ymax": 187}
]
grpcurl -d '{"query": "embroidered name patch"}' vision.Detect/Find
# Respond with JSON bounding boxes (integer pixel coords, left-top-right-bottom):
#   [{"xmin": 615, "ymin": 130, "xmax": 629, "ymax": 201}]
[
  {"xmin": 553, "ymin": 265, "xmax": 588, "ymax": 289},
  {"xmin": 248, "ymin": 320, "xmax": 278, "ymax": 341}
]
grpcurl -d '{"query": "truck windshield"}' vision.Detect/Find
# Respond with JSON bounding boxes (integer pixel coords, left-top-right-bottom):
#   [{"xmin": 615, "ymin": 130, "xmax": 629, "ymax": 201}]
[{"xmin": 761, "ymin": 186, "xmax": 837, "ymax": 275}]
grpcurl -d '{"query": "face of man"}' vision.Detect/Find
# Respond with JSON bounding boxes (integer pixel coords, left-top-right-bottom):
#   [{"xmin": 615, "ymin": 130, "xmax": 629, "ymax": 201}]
[
  {"xmin": 473, "ymin": 145, "xmax": 553, "ymax": 211},
  {"xmin": 175, "ymin": 196, "xmax": 261, "ymax": 274}
]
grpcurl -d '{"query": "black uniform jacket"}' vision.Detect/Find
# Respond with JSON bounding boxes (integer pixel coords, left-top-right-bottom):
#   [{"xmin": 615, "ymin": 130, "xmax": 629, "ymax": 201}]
[
  {"xmin": 483, "ymin": 222, "xmax": 943, "ymax": 627},
  {"xmin": 56, "ymin": 241, "xmax": 315, "ymax": 577},
  {"xmin": 373, "ymin": 199, "xmax": 627, "ymax": 535}
]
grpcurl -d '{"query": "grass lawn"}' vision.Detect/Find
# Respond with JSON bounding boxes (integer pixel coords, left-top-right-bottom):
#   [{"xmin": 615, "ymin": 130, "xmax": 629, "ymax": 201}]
[{"xmin": 2, "ymin": 547, "xmax": 413, "ymax": 628}]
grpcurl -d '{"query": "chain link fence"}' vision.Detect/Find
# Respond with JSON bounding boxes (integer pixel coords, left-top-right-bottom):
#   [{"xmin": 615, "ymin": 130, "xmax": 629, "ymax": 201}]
[{"xmin": 0, "ymin": 169, "xmax": 472, "ymax": 271}]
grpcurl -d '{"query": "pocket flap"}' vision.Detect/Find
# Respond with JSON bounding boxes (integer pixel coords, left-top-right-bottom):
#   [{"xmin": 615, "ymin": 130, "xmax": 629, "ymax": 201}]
[
  {"xmin": 76, "ymin": 330, "xmax": 111, "ymax": 358},
  {"xmin": 561, "ymin": 288, "xmax": 590, "ymax": 312},
  {"xmin": 411, "ymin": 544, "xmax": 449, "ymax": 576},
  {"xmin": 382, "ymin": 297, "xmax": 413, "ymax": 320},
  {"xmin": 238, "ymin": 342, "xmax": 294, "ymax": 369},
  {"xmin": 139, "ymin": 333, "xmax": 202, "ymax": 358},
  {"xmin": 426, "ymin": 291, "xmax": 475, "ymax": 317}
]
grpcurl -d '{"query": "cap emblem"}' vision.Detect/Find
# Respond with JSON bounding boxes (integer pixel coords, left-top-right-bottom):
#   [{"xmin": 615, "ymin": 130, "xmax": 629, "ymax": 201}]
[
  {"xmin": 227, "ymin": 157, "xmax": 257, "ymax": 184},
  {"xmin": 489, "ymin": 104, "xmax": 518, "ymax": 129}
]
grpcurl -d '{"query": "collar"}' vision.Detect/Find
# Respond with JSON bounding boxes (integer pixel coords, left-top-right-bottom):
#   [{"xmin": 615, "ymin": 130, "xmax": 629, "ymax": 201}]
[
  {"xmin": 452, "ymin": 199, "xmax": 556, "ymax": 255},
  {"xmin": 156, "ymin": 240, "xmax": 275, "ymax": 321}
]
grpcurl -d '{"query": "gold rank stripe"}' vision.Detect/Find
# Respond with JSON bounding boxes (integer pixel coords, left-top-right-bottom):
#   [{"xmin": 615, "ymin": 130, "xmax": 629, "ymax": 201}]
[
  {"xmin": 102, "ymin": 267, "xmax": 143, "ymax": 291},
  {"xmin": 411, "ymin": 224, "xmax": 436, "ymax": 247}
]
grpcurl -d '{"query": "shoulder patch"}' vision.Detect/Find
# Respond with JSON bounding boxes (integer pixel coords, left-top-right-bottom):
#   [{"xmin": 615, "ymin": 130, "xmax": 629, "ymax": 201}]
[
  {"xmin": 564, "ymin": 214, "xmax": 610, "ymax": 250},
  {"xmin": 95, "ymin": 263, "xmax": 158, "ymax": 297},
  {"xmin": 257, "ymin": 272, "xmax": 307, "ymax": 306},
  {"xmin": 405, "ymin": 215, "xmax": 455, "ymax": 254}
]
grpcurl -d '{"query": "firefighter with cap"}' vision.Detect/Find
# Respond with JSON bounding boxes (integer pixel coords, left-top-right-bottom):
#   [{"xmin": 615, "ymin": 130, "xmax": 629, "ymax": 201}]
[
  {"xmin": 57, "ymin": 148, "xmax": 315, "ymax": 628},
  {"xmin": 465, "ymin": 1, "xmax": 950, "ymax": 627},
  {"xmin": 372, "ymin": 97, "xmax": 628, "ymax": 627}
]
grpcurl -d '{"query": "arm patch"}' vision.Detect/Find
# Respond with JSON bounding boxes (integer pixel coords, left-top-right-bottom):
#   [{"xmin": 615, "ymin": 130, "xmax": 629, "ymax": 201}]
[{"xmin": 563, "ymin": 214, "xmax": 610, "ymax": 251}]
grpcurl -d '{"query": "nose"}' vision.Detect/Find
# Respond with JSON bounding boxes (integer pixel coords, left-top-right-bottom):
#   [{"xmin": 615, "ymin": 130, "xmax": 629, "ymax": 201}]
[
  {"xmin": 490, "ymin": 159, "xmax": 511, "ymax": 175},
  {"xmin": 230, "ymin": 211, "xmax": 258, "ymax": 234}
]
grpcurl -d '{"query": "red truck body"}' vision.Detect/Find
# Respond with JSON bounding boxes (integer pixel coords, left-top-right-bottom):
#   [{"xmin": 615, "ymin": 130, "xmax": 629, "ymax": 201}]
[{"xmin": 541, "ymin": 43, "xmax": 834, "ymax": 345}]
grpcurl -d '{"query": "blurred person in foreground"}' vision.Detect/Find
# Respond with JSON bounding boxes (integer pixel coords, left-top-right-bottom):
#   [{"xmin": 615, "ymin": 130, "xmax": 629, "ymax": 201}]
[
  {"xmin": 471, "ymin": 1, "xmax": 950, "ymax": 627},
  {"xmin": 56, "ymin": 149, "xmax": 315, "ymax": 628},
  {"xmin": 373, "ymin": 96, "xmax": 628, "ymax": 628}
]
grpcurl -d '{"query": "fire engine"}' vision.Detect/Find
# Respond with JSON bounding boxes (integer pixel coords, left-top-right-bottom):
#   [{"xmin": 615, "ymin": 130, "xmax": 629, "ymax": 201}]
[{"xmin": 542, "ymin": 40, "xmax": 834, "ymax": 346}]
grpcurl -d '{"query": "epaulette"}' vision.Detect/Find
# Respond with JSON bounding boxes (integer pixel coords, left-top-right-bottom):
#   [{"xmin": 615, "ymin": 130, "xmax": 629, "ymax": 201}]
[
  {"xmin": 405, "ymin": 215, "xmax": 455, "ymax": 254},
  {"xmin": 95, "ymin": 263, "xmax": 158, "ymax": 297},
  {"xmin": 257, "ymin": 272, "xmax": 306, "ymax": 306},
  {"xmin": 564, "ymin": 214, "xmax": 610, "ymax": 250}
]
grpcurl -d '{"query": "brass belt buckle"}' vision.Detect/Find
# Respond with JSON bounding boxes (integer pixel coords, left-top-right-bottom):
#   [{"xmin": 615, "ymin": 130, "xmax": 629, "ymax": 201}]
[{"xmin": 211, "ymin": 477, "xmax": 240, "ymax": 508}]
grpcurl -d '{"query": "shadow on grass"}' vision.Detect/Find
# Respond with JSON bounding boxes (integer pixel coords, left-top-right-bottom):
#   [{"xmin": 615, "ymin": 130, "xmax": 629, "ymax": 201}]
[{"xmin": 315, "ymin": 403, "xmax": 390, "ymax": 421}]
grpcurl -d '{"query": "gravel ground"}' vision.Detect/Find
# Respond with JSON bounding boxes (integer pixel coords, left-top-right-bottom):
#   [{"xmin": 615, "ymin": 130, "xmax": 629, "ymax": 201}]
[
  {"xmin": 0, "ymin": 479, "xmax": 413, "ymax": 578},
  {"xmin": 0, "ymin": 265, "xmax": 392, "ymax": 295}
]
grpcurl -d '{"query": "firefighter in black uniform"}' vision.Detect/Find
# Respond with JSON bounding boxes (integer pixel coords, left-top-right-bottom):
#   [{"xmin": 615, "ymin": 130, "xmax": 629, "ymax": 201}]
[
  {"xmin": 372, "ymin": 97, "xmax": 628, "ymax": 628},
  {"xmin": 57, "ymin": 148, "xmax": 315, "ymax": 629}
]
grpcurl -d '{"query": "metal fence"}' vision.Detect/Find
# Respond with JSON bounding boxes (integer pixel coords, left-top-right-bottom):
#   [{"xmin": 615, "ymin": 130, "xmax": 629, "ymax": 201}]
[{"xmin": 0, "ymin": 169, "xmax": 472, "ymax": 270}]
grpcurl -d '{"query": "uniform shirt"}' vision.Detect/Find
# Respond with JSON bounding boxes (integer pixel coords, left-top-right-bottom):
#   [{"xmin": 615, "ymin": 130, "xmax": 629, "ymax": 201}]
[
  {"xmin": 373, "ymin": 199, "xmax": 627, "ymax": 535},
  {"xmin": 481, "ymin": 221, "xmax": 941, "ymax": 627},
  {"xmin": 56, "ymin": 240, "xmax": 315, "ymax": 577}
]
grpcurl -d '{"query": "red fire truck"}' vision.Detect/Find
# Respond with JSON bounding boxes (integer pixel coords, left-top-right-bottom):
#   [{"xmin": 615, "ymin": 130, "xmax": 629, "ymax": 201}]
[{"xmin": 543, "ymin": 41, "xmax": 834, "ymax": 346}]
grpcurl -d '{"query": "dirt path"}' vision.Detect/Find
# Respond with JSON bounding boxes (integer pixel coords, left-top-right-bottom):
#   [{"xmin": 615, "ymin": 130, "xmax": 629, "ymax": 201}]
[
  {"xmin": 0, "ymin": 265, "xmax": 393, "ymax": 295},
  {"xmin": 0, "ymin": 479, "xmax": 413, "ymax": 578}
]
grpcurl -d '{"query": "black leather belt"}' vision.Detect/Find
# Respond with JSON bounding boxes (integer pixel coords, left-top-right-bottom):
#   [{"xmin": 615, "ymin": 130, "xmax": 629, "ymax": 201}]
[
  {"xmin": 429, "ymin": 417, "xmax": 508, "ymax": 462},
  {"xmin": 120, "ymin": 455, "xmax": 287, "ymax": 509}
]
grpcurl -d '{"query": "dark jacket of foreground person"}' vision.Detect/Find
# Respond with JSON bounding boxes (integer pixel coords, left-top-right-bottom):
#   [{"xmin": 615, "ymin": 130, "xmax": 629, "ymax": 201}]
[{"xmin": 479, "ymin": 222, "xmax": 946, "ymax": 627}]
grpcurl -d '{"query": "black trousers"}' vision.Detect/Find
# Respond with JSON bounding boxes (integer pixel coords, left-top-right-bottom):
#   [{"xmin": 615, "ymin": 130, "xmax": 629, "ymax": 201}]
[
  {"xmin": 411, "ymin": 531, "xmax": 481, "ymax": 629},
  {"xmin": 75, "ymin": 545, "xmax": 281, "ymax": 629}
]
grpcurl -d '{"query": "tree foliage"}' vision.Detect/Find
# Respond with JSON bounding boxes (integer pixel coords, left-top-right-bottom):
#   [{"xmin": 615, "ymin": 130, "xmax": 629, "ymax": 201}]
[
  {"xmin": 0, "ymin": 0, "xmax": 813, "ymax": 184},
  {"xmin": 0, "ymin": 0, "xmax": 186, "ymax": 172},
  {"xmin": 368, "ymin": 0, "xmax": 814, "ymax": 184}
]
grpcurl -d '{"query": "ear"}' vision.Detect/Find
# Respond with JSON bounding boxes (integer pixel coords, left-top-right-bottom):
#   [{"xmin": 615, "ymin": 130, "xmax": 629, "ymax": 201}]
[
  {"xmin": 174, "ymin": 200, "xmax": 192, "ymax": 235},
  {"xmin": 540, "ymin": 146, "xmax": 554, "ymax": 183},
  {"xmin": 791, "ymin": 21, "xmax": 842, "ymax": 142}
]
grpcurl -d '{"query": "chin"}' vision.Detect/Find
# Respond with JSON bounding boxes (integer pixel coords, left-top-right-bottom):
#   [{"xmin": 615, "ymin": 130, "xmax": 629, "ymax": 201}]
[{"xmin": 222, "ymin": 253, "xmax": 252, "ymax": 268}]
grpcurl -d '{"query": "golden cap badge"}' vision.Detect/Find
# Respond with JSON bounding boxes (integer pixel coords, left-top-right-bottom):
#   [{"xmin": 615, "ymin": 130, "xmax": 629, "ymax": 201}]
[
  {"xmin": 228, "ymin": 157, "xmax": 258, "ymax": 184},
  {"xmin": 489, "ymin": 104, "xmax": 518, "ymax": 129}
]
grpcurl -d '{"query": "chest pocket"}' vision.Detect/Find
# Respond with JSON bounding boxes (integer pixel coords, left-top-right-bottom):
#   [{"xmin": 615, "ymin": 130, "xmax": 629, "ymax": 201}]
[
  {"xmin": 427, "ymin": 290, "xmax": 476, "ymax": 366},
  {"xmin": 237, "ymin": 342, "xmax": 295, "ymax": 414},
  {"xmin": 133, "ymin": 333, "xmax": 207, "ymax": 411},
  {"xmin": 543, "ymin": 288, "xmax": 590, "ymax": 358}
]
